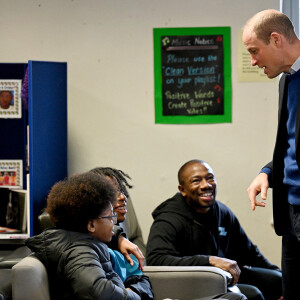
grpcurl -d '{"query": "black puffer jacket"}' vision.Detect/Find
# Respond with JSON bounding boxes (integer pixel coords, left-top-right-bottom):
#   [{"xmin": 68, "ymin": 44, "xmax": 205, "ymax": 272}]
[
  {"xmin": 146, "ymin": 193, "xmax": 280, "ymax": 271},
  {"xmin": 26, "ymin": 228, "xmax": 151, "ymax": 300}
]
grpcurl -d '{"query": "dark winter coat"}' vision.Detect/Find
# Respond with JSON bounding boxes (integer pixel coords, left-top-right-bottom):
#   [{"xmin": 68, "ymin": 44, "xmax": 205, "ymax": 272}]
[{"xmin": 26, "ymin": 228, "xmax": 153, "ymax": 300}]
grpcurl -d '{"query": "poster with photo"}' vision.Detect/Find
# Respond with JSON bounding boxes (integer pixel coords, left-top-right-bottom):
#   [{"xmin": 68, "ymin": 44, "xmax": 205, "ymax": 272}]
[
  {"xmin": 0, "ymin": 160, "xmax": 23, "ymax": 188},
  {"xmin": 0, "ymin": 80, "xmax": 22, "ymax": 119}
]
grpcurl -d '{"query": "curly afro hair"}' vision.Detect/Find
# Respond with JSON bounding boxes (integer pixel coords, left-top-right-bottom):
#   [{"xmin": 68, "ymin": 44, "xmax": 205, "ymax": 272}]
[{"xmin": 45, "ymin": 172, "xmax": 117, "ymax": 233}]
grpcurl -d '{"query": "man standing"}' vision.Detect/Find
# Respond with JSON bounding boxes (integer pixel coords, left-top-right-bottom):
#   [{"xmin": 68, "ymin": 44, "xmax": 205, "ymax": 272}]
[
  {"xmin": 243, "ymin": 9, "xmax": 300, "ymax": 299},
  {"xmin": 147, "ymin": 160, "xmax": 282, "ymax": 300}
]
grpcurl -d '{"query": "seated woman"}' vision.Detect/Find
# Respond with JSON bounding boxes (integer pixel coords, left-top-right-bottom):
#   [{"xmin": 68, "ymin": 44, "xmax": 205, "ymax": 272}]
[
  {"xmin": 26, "ymin": 173, "xmax": 152, "ymax": 300},
  {"xmin": 89, "ymin": 167, "xmax": 146, "ymax": 255}
]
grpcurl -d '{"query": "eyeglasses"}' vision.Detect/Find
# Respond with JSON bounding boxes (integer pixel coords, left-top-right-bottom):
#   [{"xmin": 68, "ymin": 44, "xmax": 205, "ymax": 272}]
[{"xmin": 98, "ymin": 213, "xmax": 118, "ymax": 224}]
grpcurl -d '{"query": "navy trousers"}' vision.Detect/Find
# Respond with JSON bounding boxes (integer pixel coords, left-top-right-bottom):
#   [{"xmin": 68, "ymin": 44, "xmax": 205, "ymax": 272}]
[{"xmin": 281, "ymin": 204, "xmax": 300, "ymax": 300}]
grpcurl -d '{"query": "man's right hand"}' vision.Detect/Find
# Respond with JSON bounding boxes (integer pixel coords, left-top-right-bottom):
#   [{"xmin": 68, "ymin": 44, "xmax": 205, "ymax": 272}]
[
  {"xmin": 247, "ymin": 173, "xmax": 269, "ymax": 211},
  {"xmin": 209, "ymin": 256, "xmax": 241, "ymax": 285}
]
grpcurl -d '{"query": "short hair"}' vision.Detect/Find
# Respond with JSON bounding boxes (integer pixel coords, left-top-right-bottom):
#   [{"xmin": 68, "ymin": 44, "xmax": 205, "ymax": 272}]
[
  {"xmin": 45, "ymin": 172, "xmax": 116, "ymax": 233},
  {"xmin": 89, "ymin": 167, "xmax": 132, "ymax": 198},
  {"xmin": 178, "ymin": 159, "xmax": 205, "ymax": 185},
  {"xmin": 0, "ymin": 91, "xmax": 11, "ymax": 95},
  {"xmin": 251, "ymin": 10, "xmax": 297, "ymax": 44}
]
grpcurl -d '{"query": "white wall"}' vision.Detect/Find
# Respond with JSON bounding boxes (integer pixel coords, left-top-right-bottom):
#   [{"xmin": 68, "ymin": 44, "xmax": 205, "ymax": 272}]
[{"xmin": 0, "ymin": 0, "xmax": 281, "ymax": 265}]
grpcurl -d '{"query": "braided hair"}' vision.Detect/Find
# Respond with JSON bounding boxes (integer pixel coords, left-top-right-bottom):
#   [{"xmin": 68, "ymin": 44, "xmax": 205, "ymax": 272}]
[{"xmin": 89, "ymin": 167, "xmax": 132, "ymax": 198}]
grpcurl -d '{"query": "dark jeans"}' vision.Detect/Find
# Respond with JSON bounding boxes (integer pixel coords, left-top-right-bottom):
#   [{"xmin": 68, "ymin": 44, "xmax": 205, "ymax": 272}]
[
  {"xmin": 281, "ymin": 204, "xmax": 300, "ymax": 300},
  {"xmin": 237, "ymin": 266, "xmax": 282, "ymax": 300}
]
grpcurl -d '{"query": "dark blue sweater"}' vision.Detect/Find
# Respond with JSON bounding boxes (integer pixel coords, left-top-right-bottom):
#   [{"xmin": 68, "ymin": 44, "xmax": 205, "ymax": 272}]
[{"xmin": 283, "ymin": 69, "xmax": 300, "ymax": 205}]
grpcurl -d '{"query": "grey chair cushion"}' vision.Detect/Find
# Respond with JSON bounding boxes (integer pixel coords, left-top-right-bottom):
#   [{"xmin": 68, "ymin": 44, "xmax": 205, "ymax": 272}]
[
  {"xmin": 12, "ymin": 255, "xmax": 50, "ymax": 300},
  {"xmin": 38, "ymin": 212, "xmax": 54, "ymax": 231},
  {"xmin": 0, "ymin": 269, "xmax": 12, "ymax": 300},
  {"xmin": 143, "ymin": 266, "xmax": 228, "ymax": 300}
]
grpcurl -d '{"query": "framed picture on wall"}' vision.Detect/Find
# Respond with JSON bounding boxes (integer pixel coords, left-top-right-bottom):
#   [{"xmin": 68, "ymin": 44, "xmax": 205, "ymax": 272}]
[
  {"xmin": 0, "ymin": 160, "xmax": 23, "ymax": 189},
  {"xmin": 0, "ymin": 80, "xmax": 22, "ymax": 119}
]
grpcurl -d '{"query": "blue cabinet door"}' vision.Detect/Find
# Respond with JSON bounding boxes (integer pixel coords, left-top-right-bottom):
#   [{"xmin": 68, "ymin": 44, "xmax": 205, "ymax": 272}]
[{"xmin": 28, "ymin": 61, "xmax": 67, "ymax": 235}]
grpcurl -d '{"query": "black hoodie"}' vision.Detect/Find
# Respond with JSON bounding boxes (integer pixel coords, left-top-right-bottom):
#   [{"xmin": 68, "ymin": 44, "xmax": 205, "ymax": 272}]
[{"xmin": 146, "ymin": 193, "xmax": 279, "ymax": 271}]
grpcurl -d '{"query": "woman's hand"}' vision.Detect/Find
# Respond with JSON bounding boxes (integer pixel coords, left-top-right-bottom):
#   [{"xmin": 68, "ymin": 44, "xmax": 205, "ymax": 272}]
[{"xmin": 118, "ymin": 236, "xmax": 145, "ymax": 271}]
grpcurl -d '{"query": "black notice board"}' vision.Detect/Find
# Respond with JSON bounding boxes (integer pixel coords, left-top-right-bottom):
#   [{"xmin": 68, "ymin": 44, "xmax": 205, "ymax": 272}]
[{"xmin": 154, "ymin": 27, "xmax": 231, "ymax": 124}]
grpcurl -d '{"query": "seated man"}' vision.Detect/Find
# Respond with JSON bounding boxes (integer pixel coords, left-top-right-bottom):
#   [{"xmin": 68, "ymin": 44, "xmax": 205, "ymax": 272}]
[{"xmin": 146, "ymin": 160, "xmax": 282, "ymax": 300}]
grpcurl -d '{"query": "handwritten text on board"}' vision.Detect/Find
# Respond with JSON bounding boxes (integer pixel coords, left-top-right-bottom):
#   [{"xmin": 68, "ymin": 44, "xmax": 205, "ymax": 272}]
[{"xmin": 161, "ymin": 35, "xmax": 224, "ymax": 116}]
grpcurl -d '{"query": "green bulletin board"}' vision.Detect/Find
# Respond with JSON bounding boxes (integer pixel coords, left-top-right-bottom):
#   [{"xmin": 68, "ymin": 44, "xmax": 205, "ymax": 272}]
[{"xmin": 154, "ymin": 27, "xmax": 231, "ymax": 124}]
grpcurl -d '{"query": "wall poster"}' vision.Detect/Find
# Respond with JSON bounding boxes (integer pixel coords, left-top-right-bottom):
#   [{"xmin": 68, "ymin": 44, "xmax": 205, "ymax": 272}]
[
  {"xmin": 0, "ymin": 80, "xmax": 22, "ymax": 119},
  {"xmin": 0, "ymin": 160, "xmax": 23, "ymax": 188},
  {"xmin": 154, "ymin": 27, "xmax": 231, "ymax": 124}
]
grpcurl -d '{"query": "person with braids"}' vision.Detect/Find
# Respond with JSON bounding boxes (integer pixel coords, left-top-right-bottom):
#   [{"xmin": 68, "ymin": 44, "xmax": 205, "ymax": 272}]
[
  {"xmin": 25, "ymin": 172, "xmax": 153, "ymax": 300},
  {"xmin": 89, "ymin": 167, "xmax": 146, "ymax": 255}
]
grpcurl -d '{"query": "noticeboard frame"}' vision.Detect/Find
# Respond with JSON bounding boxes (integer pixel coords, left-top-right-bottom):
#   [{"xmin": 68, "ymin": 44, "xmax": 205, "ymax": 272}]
[{"xmin": 154, "ymin": 27, "xmax": 231, "ymax": 124}]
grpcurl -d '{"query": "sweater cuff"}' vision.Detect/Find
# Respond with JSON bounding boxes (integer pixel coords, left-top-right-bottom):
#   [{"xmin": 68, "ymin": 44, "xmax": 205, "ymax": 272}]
[{"xmin": 260, "ymin": 167, "xmax": 272, "ymax": 178}]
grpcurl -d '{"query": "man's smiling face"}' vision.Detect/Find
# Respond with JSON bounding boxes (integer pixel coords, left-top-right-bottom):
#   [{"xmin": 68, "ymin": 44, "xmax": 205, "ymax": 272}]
[{"xmin": 178, "ymin": 161, "xmax": 217, "ymax": 213}]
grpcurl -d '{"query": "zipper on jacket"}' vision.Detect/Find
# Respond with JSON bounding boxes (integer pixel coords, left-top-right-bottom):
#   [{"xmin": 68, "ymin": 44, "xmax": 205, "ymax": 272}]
[{"xmin": 193, "ymin": 220, "xmax": 219, "ymax": 253}]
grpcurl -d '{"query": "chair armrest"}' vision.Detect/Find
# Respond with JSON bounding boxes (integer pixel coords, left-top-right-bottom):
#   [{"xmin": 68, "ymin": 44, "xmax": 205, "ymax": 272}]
[
  {"xmin": 0, "ymin": 246, "xmax": 32, "ymax": 269},
  {"xmin": 12, "ymin": 255, "xmax": 50, "ymax": 300},
  {"xmin": 143, "ymin": 266, "xmax": 229, "ymax": 300}
]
